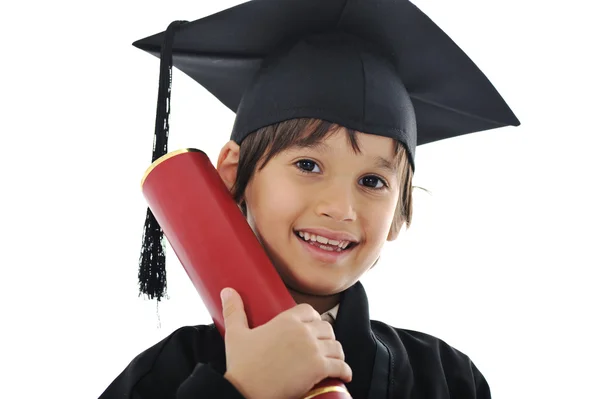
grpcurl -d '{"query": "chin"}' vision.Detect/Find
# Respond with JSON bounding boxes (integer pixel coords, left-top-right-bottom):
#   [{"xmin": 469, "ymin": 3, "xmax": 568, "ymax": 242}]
[
  {"xmin": 266, "ymin": 246, "xmax": 362, "ymax": 296},
  {"xmin": 283, "ymin": 270, "xmax": 352, "ymax": 297}
]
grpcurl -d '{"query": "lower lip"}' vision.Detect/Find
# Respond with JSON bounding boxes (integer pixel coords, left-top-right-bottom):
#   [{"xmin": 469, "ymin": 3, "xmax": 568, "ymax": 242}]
[{"xmin": 294, "ymin": 234, "xmax": 355, "ymax": 263}]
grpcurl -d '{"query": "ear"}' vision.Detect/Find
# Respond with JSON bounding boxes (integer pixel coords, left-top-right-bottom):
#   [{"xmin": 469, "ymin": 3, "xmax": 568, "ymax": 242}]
[{"xmin": 216, "ymin": 140, "xmax": 240, "ymax": 192}]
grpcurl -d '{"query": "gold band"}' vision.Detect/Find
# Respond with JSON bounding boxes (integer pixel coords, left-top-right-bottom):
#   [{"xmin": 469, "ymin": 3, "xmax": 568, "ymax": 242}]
[
  {"xmin": 302, "ymin": 386, "xmax": 350, "ymax": 399},
  {"xmin": 140, "ymin": 148, "xmax": 204, "ymax": 188}
]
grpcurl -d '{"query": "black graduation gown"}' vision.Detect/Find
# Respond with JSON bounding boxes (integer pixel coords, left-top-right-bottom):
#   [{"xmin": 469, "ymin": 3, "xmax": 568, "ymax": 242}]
[{"xmin": 100, "ymin": 281, "xmax": 491, "ymax": 399}]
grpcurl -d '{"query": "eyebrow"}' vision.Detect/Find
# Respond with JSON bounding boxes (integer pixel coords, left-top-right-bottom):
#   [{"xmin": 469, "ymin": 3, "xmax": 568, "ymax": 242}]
[
  {"xmin": 290, "ymin": 141, "xmax": 397, "ymax": 173},
  {"xmin": 375, "ymin": 156, "xmax": 397, "ymax": 173}
]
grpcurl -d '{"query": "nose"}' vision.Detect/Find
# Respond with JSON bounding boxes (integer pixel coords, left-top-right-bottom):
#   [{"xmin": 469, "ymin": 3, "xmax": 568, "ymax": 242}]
[{"xmin": 314, "ymin": 182, "xmax": 357, "ymax": 222}]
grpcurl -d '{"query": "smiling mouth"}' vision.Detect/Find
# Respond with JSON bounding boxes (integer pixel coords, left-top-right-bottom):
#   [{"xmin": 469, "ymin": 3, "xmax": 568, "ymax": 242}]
[{"xmin": 293, "ymin": 230, "xmax": 358, "ymax": 252}]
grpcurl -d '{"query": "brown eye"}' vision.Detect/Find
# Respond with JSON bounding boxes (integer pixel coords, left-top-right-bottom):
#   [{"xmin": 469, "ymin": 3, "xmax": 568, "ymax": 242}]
[
  {"xmin": 296, "ymin": 160, "xmax": 321, "ymax": 173},
  {"xmin": 359, "ymin": 175, "xmax": 386, "ymax": 189}
]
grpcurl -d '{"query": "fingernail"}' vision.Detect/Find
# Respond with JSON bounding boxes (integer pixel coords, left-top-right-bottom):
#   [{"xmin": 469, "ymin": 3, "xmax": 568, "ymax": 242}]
[{"xmin": 221, "ymin": 288, "xmax": 232, "ymax": 303}]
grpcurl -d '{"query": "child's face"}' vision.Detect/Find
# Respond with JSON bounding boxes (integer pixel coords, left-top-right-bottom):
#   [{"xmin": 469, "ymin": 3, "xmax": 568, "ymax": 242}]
[{"xmin": 242, "ymin": 127, "xmax": 400, "ymax": 296}]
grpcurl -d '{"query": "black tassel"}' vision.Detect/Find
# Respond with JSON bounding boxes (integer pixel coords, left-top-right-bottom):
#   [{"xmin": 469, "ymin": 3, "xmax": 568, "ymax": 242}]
[
  {"xmin": 139, "ymin": 208, "xmax": 167, "ymax": 300},
  {"xmin": 138, "ymin": 20, "xmax": 187, "ymax": 301}
]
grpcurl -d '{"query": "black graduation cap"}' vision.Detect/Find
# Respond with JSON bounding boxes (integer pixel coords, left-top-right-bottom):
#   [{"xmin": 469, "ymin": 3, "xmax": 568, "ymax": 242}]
[{"xmin": 134, "ymin": 0, "xmax": 520, "ymax": 301}]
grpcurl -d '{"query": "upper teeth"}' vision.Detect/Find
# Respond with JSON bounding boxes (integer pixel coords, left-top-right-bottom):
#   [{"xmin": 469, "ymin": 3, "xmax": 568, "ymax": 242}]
[{"xmin": 297, "ymin": 231, "xmax": 352, "ymax": 249}]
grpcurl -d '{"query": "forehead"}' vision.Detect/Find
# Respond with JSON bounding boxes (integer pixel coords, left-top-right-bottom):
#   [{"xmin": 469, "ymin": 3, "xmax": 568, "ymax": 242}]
[{"xmin": 292, "ymin": 126, "xmax": 397, "ymax": 159}]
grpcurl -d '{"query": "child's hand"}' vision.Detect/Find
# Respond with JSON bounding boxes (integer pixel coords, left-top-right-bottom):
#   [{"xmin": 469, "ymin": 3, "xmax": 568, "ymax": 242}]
[{"xmin": 221, "ymin": 288, "xmax": 352, "ymax": 399}]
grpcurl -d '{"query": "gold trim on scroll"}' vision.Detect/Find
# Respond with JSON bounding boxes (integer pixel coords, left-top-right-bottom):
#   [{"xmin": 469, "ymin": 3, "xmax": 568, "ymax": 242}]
[
  {"xmin": 140, "ymin": 148, "xmax": 204, "ymax": 188},
  {"xmin": 302, "ymin": 386, "xmax": 351, "ymax": 399}
]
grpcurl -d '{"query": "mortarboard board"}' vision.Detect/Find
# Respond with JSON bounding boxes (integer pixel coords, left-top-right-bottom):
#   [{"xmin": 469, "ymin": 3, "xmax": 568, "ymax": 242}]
[{"xmin": 133, "ymin": 0, "xmax": 520, "ymax": 301}]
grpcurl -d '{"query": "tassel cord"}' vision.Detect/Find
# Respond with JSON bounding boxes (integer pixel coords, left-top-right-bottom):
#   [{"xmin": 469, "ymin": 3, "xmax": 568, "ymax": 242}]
[{"xmin": 138, "ymin": 21, "xmax": 188, "ymax": 301}]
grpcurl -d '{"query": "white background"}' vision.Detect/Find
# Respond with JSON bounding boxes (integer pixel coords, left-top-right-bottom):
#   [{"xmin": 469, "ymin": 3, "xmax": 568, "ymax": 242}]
[{"xmin": 1, "ymin": 0, "xmax": 598, "ymax": 398}]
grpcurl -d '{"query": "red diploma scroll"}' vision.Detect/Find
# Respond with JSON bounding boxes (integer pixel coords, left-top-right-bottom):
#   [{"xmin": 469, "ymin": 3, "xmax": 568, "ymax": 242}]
[{"xmin": 141, "ymin": 149, "xmax": 351, "ymax": 399}]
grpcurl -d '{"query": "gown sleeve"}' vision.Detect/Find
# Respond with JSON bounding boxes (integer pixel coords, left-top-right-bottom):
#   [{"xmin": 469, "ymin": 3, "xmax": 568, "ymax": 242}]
[
  {"xmin": 442, "ymin": 346, "xmax": 492, "ymax": 399},
  {"xmin": 99, "ymin": 327, "xmax": 246, "ymax": 399},
  {"xmin": 470, "ymin": 361, "xmax": 491, "ymax": 399},
  {"xmin": 390, "ymin": 326, "xmax": 493, "ymax": 399}
]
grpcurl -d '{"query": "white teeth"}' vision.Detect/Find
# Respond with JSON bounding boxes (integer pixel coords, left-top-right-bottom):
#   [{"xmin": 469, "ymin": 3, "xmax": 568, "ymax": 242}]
[
  {"xmin": 318, "ymin": 244, "xmax": 344, "ymax": 252},
  {"xmin": 316, "ymin": 236, "xmax": 328, "ymax": 244},
  {"xmin": 296, "ymin": 231, "xmax": 354, "ymax": 249}
]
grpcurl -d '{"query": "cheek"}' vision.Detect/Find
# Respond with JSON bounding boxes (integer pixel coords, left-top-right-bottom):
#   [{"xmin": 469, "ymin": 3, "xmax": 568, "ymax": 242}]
[
  {"xmin": 360, "ymin": 194, "xmax": 398, "ymax": 240},
  {"xmin": 246, "ymin": 173, "xmax": 306, "ymax": 228}
]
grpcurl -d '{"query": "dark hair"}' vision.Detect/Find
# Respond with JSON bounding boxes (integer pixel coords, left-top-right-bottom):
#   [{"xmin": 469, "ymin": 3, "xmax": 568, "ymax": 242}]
[{"xmin": 231, "ymin": 118, "xmax": 413, "ymax": 231}]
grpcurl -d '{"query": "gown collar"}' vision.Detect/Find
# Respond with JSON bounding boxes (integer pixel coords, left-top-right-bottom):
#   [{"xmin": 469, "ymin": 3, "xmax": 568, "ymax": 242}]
[{"xmin": 334, "ymin": 281, "xmax": 380, "ymax": 399}]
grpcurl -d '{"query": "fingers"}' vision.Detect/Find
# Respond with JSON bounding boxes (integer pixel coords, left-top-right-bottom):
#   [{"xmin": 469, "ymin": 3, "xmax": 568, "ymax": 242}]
[
  {"xmin": 291, "ymin": 303, "xmax": 322, "ymax": 323},
  {"xmin": 319, "ymin": 339, "xmax": 345, "ymax": 361},
  {"xmin": 323, "ymin": 358, "xmax": 353, "ymax": 383},
  {"xmin": 307, "ymin": 320, "xmax": 336, "ymax": 340},
  {"xmin": 221, "ymin": 288, "xmax": 249, "ymax": 331}
]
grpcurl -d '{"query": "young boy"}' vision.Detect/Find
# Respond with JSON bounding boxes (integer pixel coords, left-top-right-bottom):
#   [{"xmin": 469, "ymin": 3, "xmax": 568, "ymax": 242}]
[{"xmin": 101, "ymin": 1, "xmax": 519, "ymax": 398}]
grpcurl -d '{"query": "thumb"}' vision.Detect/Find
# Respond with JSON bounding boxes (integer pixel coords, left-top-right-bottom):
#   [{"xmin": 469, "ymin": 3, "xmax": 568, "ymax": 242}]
[{"xmin": 221, "ymin": 288, "xmax": 249, "ymax": 331}]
